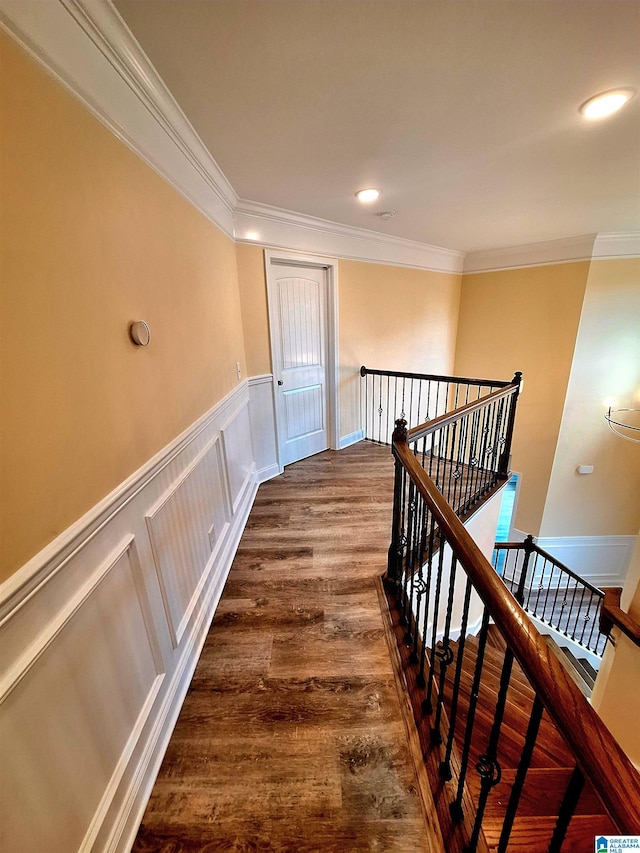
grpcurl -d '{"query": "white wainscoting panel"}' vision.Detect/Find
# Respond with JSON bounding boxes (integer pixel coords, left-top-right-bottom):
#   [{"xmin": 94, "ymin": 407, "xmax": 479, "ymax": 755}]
[
  {"xmin": 221, "ymin": 401, "xmax": 255, "ymax": 513},
  {"xmin": 534, "ymin": 534, "xmax": 637, "ymax": 590},
  {"xmin": 146, "ymin": 437, "xmax": 229, "ymax": 648},
  {"xmin": 248, "ymin": 374, "xmax": 280, "ymax": 482},
  {"xmin": 1, "ymin": 539, "xmax": 163, "ymax": 853},
  {"xmin": 0, "ymin": 382, "xmax": 258, "ymax": 853}
]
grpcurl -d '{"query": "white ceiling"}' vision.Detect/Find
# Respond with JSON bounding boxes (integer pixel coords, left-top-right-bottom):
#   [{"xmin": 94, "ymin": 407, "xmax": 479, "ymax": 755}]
[{"xmin": 113, "ymin": 0, "xmax": 640, "ymax": 254}]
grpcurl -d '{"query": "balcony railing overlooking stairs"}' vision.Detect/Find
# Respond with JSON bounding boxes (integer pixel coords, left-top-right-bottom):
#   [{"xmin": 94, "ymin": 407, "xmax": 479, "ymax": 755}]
[
  {"xmin": 493, "ymin": 537, "xmax": 607, "ymax": 657},
  {"xmin": 360, "ymin": 364, "xmax": 519, "ymax": 445},
  {"xmin": 382, "ymin": 388, "xmax": 640, "ymax": 850}
]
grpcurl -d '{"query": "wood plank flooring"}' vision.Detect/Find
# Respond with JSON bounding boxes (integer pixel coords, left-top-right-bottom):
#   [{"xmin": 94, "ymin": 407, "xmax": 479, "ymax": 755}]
[{"xmin": 132, "ymin": 443, "xmax": 440, "ymax": 853}]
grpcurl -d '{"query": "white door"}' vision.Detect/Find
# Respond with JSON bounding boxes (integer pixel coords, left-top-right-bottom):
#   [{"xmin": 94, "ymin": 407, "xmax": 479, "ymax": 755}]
[{"xmin": 269, "ymin": 263, "xmax": 329, "ymax": 467}]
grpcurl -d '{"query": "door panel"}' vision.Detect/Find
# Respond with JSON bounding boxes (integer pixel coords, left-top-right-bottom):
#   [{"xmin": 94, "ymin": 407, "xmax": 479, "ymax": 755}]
[{"xmin": 270, "ymin": 265, "xmax": 328, "ymax": 466}]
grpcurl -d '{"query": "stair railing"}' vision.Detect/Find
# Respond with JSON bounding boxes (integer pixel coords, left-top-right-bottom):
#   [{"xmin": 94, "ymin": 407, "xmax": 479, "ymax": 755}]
[
  {"xmin": 385, "ymin": 417, "xmax": 640, "ymax": 852},
  {"xmin": 493, "ymin": 536, "xmax": 607, "ymax": 656},
  {"xmin": 600, "ymin": 587, "xmax": 640, "ymax": 647},
  {"xmin": 360, "ymin": 365, "xmax": 519, "ymax": 444}
]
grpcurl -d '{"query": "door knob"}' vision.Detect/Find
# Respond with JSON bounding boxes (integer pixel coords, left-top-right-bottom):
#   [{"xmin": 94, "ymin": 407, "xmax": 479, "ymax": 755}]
[{"xmin": 277, "ymin": 379, "xmax": 284, "ymax": 386}]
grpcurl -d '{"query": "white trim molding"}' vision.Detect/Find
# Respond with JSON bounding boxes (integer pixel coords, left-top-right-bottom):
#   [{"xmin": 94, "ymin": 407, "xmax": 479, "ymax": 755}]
[
  {"xmin": 2, "ymin": 3, "xmax": 637, "ymax": 275},
  {"xmin": 463, "ymin": 234, "xmax": 598, "ymax": 274},
  {"xmin": 592, "ymin": 231, "xmax": 640, "ymax": 260},
  {"xmin": 339, "ymin": 429, "xmax": 365, "ymax": 449},
  {"xmin": 0, "ymin": 383, "xmax": 258, "ymax": 853},
  {"xmin": 512, "ymin": 531, "xmax": 637, "ymax": 590},
  {"xmin": 235, "ymin": 200, "xmax": 465, "ymax": 274}
]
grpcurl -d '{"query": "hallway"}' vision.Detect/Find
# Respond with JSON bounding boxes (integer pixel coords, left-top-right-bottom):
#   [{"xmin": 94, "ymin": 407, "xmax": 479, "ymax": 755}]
[{"xmin": 132, "ymin": 443, "xmax": 438, "ymax": 852}]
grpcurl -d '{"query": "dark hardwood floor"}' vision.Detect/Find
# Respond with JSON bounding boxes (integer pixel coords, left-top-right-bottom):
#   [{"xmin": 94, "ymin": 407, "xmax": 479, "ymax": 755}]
[{"xmin": 132, "ymin": 443, "xmax": 440, "ymax": 853}]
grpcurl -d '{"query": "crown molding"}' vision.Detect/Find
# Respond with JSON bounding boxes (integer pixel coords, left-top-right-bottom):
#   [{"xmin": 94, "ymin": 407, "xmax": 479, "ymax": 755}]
[
  {"xmin": 463, "ymin": 234, "xmax": 598, "ymax": 274},
  {"xmin": 2, "ymin": 2, "xmax": 637, "ymax": 274},
  {"xmin": 234, "ymin": 200, "xmax": 465, "ymax": 274},
  {"xmin": 0, "ymin": 0, "xmax": 237, "ymax": 237},
  {"xmin": 592, "ymin": 232, "xmax": 640, "ymax": 260}
]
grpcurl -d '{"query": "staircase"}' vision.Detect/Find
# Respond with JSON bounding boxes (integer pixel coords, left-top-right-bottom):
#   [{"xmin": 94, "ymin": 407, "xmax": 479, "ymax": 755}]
[
  {"xmin": 545, "ymin": 635, "xmax": 597, "ymax": 697},
  {"xmin": 451, "ymin": 627, "xmax": 615, "ymax": 851}
]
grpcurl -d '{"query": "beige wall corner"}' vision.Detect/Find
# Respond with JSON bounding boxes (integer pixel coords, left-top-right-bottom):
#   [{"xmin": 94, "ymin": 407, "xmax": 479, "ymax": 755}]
[
  {"xmin": 540, "ymin": 258, "xmax": 640, "ymax": 538},
  {"xmin": 453, "ymin": 262, "xmax": 590, "ymax": 535},
  {"xmin": 236, "ymin": 243, "xmax": 272, "ymax": 377},
  {"xmin": 0, "ymin": 31, "xmax": 246, "ymax": 580},
  {"xmin": 591, "ymin": 531, "xmax": 640, "ymax": 768},
  {"xmin": 338, "ymin": 259, "xmax": 462, "ymax": 437}
]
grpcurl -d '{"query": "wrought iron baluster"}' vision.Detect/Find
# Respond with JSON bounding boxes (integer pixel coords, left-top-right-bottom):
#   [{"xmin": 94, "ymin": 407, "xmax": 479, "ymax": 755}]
[
  {"xmin": 468, "ymin": 408, "xmax": 482, "ymax": 510},
  {"xmin": 387, "ymin": 420, "xmax": 408, "ymax": 588},
  {"xmin": 377, "ymin": 374, "xmax": 383, "ymax": 444},
  {"xmin": 565, "ymin": 578, "xmax": 580, "ymax": 639},
  {"xmin": 424, "ymin": 540, "xmax": 447, "ymax": 715},
  {"xmin": 398, "ymin": 470, "xmax": 413, "ymax": 626},
  {"xmin": 434, "ymin": 382, "xmax": 441, "ymax": 421},
  {"xmin": 411, "ymin": 498, "xmax": 430, "ymax": 661},
  {"xmin": 455, "ymin": 412, "xmax": 471, "ymax": 515},
  {"xmin": 407, "ymin": 379, "xmax": 420, "ymax": 425},
  {"xmin": 587, "ymin": 595, "xmax": 602, "ymax": 652},
  {"xmin": 540, "ymin": 558, "xmax": 554, "ymax": 621},
  {"xmin": 497, "ymin": 697, "xmax": 544, "ymax": 853},
  {"xmin": 464, "ymin": 647, "xmax": 515, "ymax": 853},
  {"xmin": 403, "ymin": 479, "xmax": 418, "ymax": 642},
  {"xmin": 417, "ymin": 513, "xmax": 437, "ymax": 689},
  {"xmin": 559, "ymin": 573, "xmax": 572, "ymax": 634},
  {"xmin": 547, "ymin": 765, "xmax": 585, "ymax": 853},
  {"xmin": 431, "ymin": 555, "xmax": 459, "ymax": 745},
  {"xmin": 548, "ymin": 560, "xmax": 562, "ymax": 618},
  {"xmin": 440, "ymin": 575, "xmax": 474, "ymax": 780},
  {"xmin": 451, "ymin": 608, "xmax": 491, "ymax": 822},
  {"xmin": 574, "ymin": 584, "xmax": 588, "ymax": 643}
]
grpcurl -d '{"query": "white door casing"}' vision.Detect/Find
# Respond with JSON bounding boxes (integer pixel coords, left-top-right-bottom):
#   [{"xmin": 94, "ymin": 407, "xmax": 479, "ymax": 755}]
[{"xmin": 265, "ymin": 252, "xmax": 339, "ymax": 469}]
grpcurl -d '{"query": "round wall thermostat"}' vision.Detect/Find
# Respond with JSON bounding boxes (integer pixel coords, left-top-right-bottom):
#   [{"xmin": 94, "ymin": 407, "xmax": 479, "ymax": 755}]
[{"xmin": 130, "ymin": 321, "xmax": 151, "ymax": 346}]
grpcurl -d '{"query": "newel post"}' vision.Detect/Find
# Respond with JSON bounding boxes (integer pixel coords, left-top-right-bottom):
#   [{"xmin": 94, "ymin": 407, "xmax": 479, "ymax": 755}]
[
  {"xmin": 515, "ymin": 534, "xmax": 535, "ymax": 605},
  {"xmin": 498, "ymin": 371, "xmax": 523, "ymax": 479},
  {"xmin": 386, "ymin": 418, "xmax": 408, "ymax": 589}
]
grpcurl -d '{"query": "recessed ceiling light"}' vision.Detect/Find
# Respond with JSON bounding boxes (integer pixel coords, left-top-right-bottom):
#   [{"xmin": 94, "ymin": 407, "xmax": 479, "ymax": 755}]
[
  {"xmin": 355, "ymin": 188, "xmax": 381, "ymax": 203},
  {"xmin": 377, "ymin": 211, "xmax": 396, "ymax": 220},
  {"xmin": 579, "ymin": 88, "xmax": 636, "ymax": 119}
]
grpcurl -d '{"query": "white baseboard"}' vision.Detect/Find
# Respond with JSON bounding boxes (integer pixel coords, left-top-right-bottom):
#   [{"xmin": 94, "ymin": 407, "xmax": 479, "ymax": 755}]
[
  {"xmin": 512, "ymin": 530, "xmax": 637, "ymax": 589},
  {"xmin": 339, "ymin": 429, "xmax": 365, "ymax": 449},
  {"xmin": 0, "ymin": 382, "xmax": 258, "ymax": 853},
  {"xmin": 256, "ymin": 463, "xmax": 281, "ymax": 483}
]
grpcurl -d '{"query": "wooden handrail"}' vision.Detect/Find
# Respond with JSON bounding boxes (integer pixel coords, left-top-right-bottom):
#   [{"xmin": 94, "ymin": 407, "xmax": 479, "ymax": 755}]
[
  {"xmin": 601, "ymin": 587, "xmax": 640, "ymax": 647},
  {"xmin": 393, "ymin": 437, "xmax": 640, "ymax": 834},
  {"xmin": 407, "ymin": 381, "xmax": 520, "ymax": 443},
  {"xmin": 360, "ymin": 364, "xmax": 514, "ymax": 388}
]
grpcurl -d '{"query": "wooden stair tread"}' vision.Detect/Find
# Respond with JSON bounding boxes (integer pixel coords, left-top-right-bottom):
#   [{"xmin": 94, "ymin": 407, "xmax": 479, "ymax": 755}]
[{"xmin": 482, "ymin": 813, "xmax": 617, "ymax": 852}]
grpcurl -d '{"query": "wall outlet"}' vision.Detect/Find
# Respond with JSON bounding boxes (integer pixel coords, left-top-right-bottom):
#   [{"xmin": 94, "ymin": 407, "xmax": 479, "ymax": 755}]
[
  {"xmin": 208, "ymin": 524, "xmax": 215, "ymax": 550},
  {"xmin": 236, "ymin": 361, "xmax": 242, "ymax": 379}
]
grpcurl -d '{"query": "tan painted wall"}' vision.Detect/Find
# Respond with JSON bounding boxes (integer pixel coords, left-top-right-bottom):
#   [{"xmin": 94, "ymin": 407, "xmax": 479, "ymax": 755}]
[
  {"xmin": 541, "ymin": 259, "xmax": 640, "ymax": 536},
  {"xmin": 0, "ymin": 33, "xmax": 246, "ymax": 580},
  {"xmin": 338, "ymin": 260, "xmax": 462, "ymax": 436},
  {"xmin": 454, "ymin": 263, "xmax": 590, "ymax": 535},
  {"xmin": 236, "ymin": 243, "xmax": 271, "ymax": 376}
]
